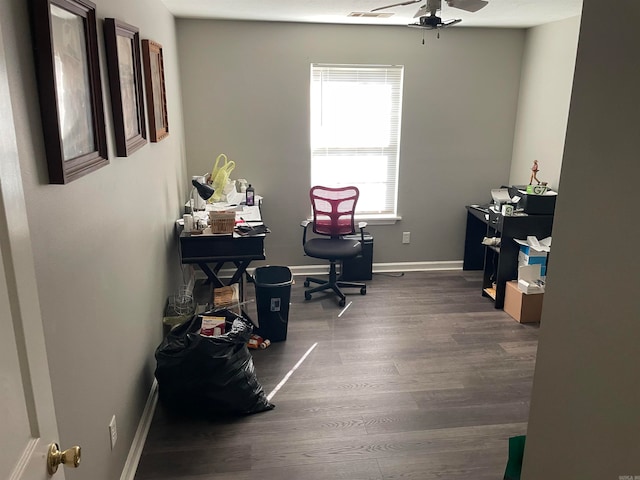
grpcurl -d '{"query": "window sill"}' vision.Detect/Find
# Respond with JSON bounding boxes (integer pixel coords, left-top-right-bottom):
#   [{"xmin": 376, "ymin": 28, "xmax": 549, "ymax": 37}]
[{"xmin": 355, "ymin": 215, "xmax": 402, "ymax": 226}]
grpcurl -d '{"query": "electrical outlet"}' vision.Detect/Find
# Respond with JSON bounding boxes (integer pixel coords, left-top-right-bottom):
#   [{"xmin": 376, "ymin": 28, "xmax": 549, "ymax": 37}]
[
  {"xmin": 402, "ymin": 232, "xmax": 411, "ymax": 244},
  {"xmin": 109, "ymin": 415, "xmax": 117, "ymax": 450}
]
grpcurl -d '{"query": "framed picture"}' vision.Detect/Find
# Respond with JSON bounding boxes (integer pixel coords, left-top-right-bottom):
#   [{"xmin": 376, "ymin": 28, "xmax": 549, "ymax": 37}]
[
  {"xmin": 141, "ymin": 39, "xmax": 169, "ymax": 142},
  {"xmin": 104, "ymin": 18, "xmax": 146, "ymax": 157},
  {"xmin": 30, "ymin": 0, "xmax": 108, "ymax": 184}
]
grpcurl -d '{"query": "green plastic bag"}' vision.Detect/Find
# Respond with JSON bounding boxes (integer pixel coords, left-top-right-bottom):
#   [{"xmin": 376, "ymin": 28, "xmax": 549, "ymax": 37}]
[{"xmin": 504, "ymin": 435, "xmax": 526, "ymax": 480}]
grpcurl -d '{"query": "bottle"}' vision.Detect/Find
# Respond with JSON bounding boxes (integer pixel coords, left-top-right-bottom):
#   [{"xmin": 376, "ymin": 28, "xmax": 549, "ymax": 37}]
[{"xmin": 245, "ymin": 184, "xmax": 255, "ymax": 206}]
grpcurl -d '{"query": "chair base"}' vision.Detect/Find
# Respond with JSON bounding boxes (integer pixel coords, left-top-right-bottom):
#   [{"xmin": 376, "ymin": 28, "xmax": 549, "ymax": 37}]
[{"xmin": 304, "ymin": 260, "xmax": 366, "ymax": 307}]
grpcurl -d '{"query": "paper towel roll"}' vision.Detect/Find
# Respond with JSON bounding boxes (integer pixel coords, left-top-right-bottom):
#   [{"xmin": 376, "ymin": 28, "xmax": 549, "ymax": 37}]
[{"xmin": 183, "ymin": 214, "xmax": 193, "ymax": 232}]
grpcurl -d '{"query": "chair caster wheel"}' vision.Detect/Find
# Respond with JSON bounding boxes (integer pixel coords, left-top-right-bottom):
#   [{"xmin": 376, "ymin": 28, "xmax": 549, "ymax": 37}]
[
  {"xmin": 339, "ymin": 298, "xmax": 346, "ymax": 307},
  {"xmin": 360, "ymin": 287, "xmax": 367, "ymax": 295},
  {"xmin": 304, "ymin": 280, "xmax": 310, "ymax": 288},
  {"xmin": 304, "ymin": 292, "xmax": 312, "ymax": 301}
]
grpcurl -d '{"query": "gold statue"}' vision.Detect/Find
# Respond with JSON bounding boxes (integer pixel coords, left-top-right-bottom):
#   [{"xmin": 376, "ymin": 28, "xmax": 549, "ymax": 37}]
[{"xmin": 529, "ymin": 160, "xmax": 541, "ymax": 185}]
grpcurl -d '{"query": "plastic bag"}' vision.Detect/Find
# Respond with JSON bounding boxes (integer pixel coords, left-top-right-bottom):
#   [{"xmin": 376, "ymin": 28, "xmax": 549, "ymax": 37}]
[
  {"xmin": 208, "ymin": 153, "xmax": 235, "ymax": 202},
  {"xmin": 155, "ymin": 310, "xmax": 274, "ymax": 416}
]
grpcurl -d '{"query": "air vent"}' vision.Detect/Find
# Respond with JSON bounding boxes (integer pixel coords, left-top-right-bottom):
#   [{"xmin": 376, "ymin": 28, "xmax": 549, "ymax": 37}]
[{"xmin": 348, "ymin": 12, "xmax": 393, "ymax": 18}]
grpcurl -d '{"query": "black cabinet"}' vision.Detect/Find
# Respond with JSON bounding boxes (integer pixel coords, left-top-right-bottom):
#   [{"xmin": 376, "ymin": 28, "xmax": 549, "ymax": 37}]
[{"xmin": 341, "ymin": 233, "xmax": 373, "ymax": 281}]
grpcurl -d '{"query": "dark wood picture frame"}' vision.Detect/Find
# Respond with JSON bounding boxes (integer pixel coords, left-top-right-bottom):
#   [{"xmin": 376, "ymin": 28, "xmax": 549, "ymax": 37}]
[
  {"xmin": 141, "ymin": 39, "xmax": 169, "ymax": 142},
  {"xmin": 104, "ymin": 18, "xmax": 146, "ymax": 157},
  {"xmin": 30, "ymin": 0, "xmax": 108, "ymax": 184}
]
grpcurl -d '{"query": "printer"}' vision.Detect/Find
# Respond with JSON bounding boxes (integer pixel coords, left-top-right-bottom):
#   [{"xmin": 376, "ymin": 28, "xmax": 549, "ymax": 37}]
[{"xmin": 508, "ymin": 185, "xmax": 557, "ymax": 215}]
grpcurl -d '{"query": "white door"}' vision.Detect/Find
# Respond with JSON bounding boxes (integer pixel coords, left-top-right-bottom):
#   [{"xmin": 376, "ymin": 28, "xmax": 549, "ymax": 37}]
[{"xmin": 0, "ymin": 19, "xmax": 67, "ymax": 480}]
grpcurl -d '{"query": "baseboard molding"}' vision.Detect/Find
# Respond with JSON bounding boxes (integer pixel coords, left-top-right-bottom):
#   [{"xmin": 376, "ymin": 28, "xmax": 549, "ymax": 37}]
[
  {"xmin": 282, "ymin": 261, "xmax": 462, "ymax": 277},
  {"xmin": 120, "ymin": 379, "xmax": 158, "ymax": 480},
  {"xmin": 193, "ymin": 261, "xmax": 463, "ymax": 279},
  {"xmin": 372, "ymin": 261, "xmax": 463, "ymax": 273}
]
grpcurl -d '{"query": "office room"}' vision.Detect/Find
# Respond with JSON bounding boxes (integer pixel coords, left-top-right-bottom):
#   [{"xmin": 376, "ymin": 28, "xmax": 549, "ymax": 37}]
[{"xmin": 1, "ymin": 0, "xmax": 638, "ymax": 479}]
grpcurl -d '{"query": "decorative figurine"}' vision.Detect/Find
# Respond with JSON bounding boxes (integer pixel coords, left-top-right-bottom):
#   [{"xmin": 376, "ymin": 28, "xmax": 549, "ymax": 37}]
[{"xmin": 529, "ymin": 159, "xmax": 541, "ymax": 185}]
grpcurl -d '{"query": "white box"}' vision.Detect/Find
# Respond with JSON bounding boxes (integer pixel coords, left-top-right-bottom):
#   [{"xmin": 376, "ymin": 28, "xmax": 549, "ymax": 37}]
[{"xmin": 518, "ymin": 279, "xmax": 544, "ymax": 294}]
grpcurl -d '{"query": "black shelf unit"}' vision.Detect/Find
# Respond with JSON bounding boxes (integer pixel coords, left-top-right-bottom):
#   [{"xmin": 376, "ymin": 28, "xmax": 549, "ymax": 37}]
[
  {"xmin": 482, "ymin": 210, "xmax": 553, "ymax": 308},
  {"xmin": 464, "ymin": 206, "xmax": 553, "ymax": 309}
]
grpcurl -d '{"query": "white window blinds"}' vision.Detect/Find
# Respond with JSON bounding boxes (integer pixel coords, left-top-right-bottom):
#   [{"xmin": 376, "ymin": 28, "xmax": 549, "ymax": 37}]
[{"xmin": 310, "ymin": 64, "xmax": 404, "ymax": 217}]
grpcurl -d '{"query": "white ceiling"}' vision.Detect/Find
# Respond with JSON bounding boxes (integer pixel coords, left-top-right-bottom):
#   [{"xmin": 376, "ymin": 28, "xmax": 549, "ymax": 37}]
[{"xmin": 158, "ymin": 0, "xmax": 583, "ymax": 28}]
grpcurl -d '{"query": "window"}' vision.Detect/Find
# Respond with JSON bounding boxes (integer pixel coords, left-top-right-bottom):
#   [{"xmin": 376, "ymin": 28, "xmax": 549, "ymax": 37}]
[{"xmin": 310, "ymin": 64, "xmax": 404, "ymax": 219}]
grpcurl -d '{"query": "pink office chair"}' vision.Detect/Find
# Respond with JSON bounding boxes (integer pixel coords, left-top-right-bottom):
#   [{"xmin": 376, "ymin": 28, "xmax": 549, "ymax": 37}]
[{"xmin": 300, "ymin": 186, "xmax": 367, "ymax": 307}]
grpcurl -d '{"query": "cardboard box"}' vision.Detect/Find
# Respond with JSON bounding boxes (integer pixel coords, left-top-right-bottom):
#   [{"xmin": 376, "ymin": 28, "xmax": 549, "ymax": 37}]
[
  {"xmin": 504, "ymin": 281, "xmax": 544, "ymax": 323},
  {"xmin": 212, "ymin": 284, "xmax": 241, "ymax": 315},
  {"xmin": 200, "ymin": 315, "xmax": 226, "ymax": 336}
]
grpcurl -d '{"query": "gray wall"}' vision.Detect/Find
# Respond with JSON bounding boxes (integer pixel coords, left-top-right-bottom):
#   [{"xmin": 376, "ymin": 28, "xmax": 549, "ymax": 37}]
[
  {"xmin": 0, "ymin": 0, "xmax": 593, "ymax": 476},
  {"xmin": 523, "ymin": 0, "xmax": 640, "ymax": 477},
  {"xmin": 176, "ymin": 20, "xmax": 525, "ymax": 267},
  {"xmin": 509, "ymin": 16, "xmax": 580, "ymax": 190},
  {"xmin": 1, "ymin": 0, "xmax": 186, "ymax": 479}
]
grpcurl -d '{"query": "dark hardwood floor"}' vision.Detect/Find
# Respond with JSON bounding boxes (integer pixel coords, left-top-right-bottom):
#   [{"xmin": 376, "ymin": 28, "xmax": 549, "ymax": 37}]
[{"xmin": 135, "ymin": 270, "xmax": 538, "ymax": 479}]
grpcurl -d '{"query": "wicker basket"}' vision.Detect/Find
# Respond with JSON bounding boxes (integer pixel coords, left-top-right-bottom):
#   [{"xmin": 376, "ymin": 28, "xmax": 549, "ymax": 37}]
[{"xmin": 208, "ymin": 210, "xmax": 236, "ymax": 234}]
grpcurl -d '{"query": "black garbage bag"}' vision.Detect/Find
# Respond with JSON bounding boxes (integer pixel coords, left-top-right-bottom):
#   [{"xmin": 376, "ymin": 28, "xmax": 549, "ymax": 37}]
[{"xmin": 155, "ymin": 311, "xmax": 274, "ymax": 416}]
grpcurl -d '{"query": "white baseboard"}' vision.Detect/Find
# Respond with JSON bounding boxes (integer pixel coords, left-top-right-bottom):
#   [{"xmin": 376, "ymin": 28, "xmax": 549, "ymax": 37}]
[
  {"xmin": 120, "ymin": 379, "xmax": 158, "ymax": 480},
  {"xmin": 372, "ymin": 261, "xmax": 463, "ymax": 273},
  {"xmin": 194, "ymin": 261, "xmax": 462, "ymax": 280}
]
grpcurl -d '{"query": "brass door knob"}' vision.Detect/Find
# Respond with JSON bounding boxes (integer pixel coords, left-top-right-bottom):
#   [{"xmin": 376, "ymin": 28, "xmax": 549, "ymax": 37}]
[{"xmin": 47, "ymin": 443, "xmax": 81, "ymax": 475}]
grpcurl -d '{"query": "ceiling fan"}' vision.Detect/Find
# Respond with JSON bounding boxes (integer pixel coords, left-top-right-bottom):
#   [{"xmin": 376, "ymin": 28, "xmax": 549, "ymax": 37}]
[{"xmin": 371, "ymin": 0, "xmax": 488, "ymax": 30}]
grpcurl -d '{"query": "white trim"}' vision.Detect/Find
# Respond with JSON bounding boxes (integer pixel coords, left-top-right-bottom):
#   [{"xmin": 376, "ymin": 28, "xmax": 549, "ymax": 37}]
[
  {"xmin": 373, "ymin": 261, "xmax": 463, "ymax": 272},
  {"xmin": 9, "ymin": 439, "xmax": 38, "ymax": 480},
  {"xmin": 355, "ymin": 216, "xmax": 401, "ymax": 225},
  {"xmin": 120, "ymin": 380, "xmax": 158, "ymax": 480},
  {"xmin": 196, "ymin": 261, "xmax": 463, "ymax": 281},
  {"xmin": 288, "ymin": 261, "xmax": 462, "ymax": 277}
]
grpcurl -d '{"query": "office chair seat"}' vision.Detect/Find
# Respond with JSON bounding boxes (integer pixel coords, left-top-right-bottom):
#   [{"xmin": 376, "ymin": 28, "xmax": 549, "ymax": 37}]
[
  {"xmin": 300, "ymin": 185, "xmax": 368, "ymax": 307},
  {"xmin": 303, "ymin": 237, "xmax": 362, "ymax": 260}
]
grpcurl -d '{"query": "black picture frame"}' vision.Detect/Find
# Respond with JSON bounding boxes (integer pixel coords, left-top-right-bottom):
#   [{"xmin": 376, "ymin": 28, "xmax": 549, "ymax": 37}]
[
  {"xmin": 30, "ymin": 0, "xmax": 108, "ymax": 184},
  {"xmin": 104, "ymin": 18, "xmax": 146, "ymax": 157},
  {"xmin": 141, "ymin": 39, "xmax": 169, "ymax": 142}
]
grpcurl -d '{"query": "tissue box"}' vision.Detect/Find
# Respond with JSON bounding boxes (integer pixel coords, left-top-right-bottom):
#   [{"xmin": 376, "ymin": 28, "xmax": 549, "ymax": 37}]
[
  {"xmin": 519, "ymin": 251, "xmax": 547, "ymax": 266},
  {"xmin": 504, "ymin": 281, "xmax": 544, "ymax": 323},
  {"xmin": 519, "ymin": 244, "xmax": 547, "ymax": 257}
]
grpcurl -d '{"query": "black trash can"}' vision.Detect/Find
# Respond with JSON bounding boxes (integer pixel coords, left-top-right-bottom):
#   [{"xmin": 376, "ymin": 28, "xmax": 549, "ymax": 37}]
[{"xmin": 254, "ymin": 266, "xmax": 293, "ymax": 342}]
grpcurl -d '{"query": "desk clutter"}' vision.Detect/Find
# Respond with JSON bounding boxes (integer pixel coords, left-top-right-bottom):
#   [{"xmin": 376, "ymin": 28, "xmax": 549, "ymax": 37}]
[{"xmin": 179, "ymin": 202, "xmax": 268, "ymax": 237}]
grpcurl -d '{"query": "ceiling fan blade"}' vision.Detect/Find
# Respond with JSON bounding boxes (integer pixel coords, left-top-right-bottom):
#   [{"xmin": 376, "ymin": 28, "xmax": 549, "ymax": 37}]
[
  {"xmin": 441, "ymin": 18, "xmax": 462, "ymax": 26},
  {"xmin": 408, "ymin": 22, "xmax": 436, "ymax": 29},
  {"xmin": 413, "ymin": 4, "xmax": 428, "ymax": 18},
  {"xmin": 445, "ymin": 0, "xmax": 488, "ymax": 13},
  {"xmin": 371, "ymin": 0, "xmax": 421, "ymax": 13}
]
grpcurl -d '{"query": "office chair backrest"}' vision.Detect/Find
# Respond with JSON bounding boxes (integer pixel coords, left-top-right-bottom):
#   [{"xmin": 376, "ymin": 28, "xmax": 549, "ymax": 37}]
[{"xmin": 310, "ymin": 186, "xmax": 359, "ymax": 238}]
